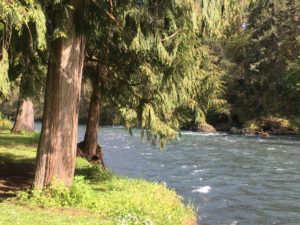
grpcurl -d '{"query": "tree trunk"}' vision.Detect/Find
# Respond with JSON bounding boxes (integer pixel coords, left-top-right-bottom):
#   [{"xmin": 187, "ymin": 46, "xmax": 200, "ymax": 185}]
[
  {"xmin": 34, "ymin": 7, "xmax": 85, "ymax": 188},
  {"xmin": 77, "ymin": 71, "xmax": 105, "ymax": 168},
  {"xmin": 11, "ymin": 97, "xmax": 34, "ymax": 133}
]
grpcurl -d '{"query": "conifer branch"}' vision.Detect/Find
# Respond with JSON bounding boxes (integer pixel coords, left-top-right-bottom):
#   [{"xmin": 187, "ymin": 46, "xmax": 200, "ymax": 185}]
[
  {"xmin": 105, "ymin": 11, "xmax": 120, "ymax": 26},
  {"xmin": 161, "ymin": 29, "xmax": 181, "ymax": 42}
]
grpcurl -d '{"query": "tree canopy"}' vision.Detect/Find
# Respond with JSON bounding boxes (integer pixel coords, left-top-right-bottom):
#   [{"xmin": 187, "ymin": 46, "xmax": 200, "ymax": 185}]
[{"xmin": 0, "ymin": 0, "xmax": 299, "ymax": 187}]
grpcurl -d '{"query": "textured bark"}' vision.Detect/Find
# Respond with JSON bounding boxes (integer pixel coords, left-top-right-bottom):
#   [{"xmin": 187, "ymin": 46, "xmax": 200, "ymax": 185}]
[
  {"xmin": 77, "ymin": 67, "xmax": 105, "ymax": 168},
  {"xmin": 11, "ymin": 97, "xmax": 34, "ymax": 133},
  {"xmin": 34, "ymin": 7, "xmax": 85, "ymax": 188}
]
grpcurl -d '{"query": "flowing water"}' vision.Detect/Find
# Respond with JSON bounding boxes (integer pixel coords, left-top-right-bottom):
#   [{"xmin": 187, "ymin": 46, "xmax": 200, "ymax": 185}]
[{"xmin": 37, "ymin": 124, "xmax": 300, "ymax": 224}]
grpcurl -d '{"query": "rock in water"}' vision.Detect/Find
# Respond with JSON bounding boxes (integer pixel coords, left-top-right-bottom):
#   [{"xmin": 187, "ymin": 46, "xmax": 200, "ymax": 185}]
[
  {"xmin": 229, "ymin": 127, "xmax": 242, "ymax": 135},
  {"xmin": 195, "ymin": 123, "xmax": 217, "ymax": 133}
]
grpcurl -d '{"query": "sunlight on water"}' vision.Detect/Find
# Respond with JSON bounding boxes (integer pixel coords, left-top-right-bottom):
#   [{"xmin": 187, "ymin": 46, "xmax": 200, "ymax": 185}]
[{"xmin": 34, "ymin": 123, "xmax": 300, "ymax": 225}]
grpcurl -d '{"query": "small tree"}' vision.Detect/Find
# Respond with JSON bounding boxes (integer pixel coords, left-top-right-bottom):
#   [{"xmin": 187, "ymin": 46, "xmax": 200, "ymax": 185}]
[{"xmin": 9, "ymin": 22, "xmax": 47, "ymax": 133}]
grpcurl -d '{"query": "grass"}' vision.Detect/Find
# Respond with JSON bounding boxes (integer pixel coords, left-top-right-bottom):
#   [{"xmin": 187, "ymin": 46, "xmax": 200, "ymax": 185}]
[
  {"xmin": 0, "ymin": 204, "xmax": 111, "ymax": 225},
  {"xmin": 0, "ymin": 114, "xmax": 12, "ymax": 130},
  {"xmin": 0, "ymin": 128, "xmax": 196, "ymax": 225}
]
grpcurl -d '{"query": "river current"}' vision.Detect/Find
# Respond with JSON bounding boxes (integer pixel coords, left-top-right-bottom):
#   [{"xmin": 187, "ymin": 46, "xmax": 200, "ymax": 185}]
[{"xmin": 37, "ymin": 124, "xmax": 300, "ymax": 225}]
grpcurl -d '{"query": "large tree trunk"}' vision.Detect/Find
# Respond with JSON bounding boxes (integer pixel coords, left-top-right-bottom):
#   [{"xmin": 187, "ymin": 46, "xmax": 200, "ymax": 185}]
[
  {"xmin": 34, "ymin": 6, "xmax": 85, "ymax": 188},
  {"xmin": 77, "ymin": 68, "xmax": 105, "ymax": 168},
  {"xmin": 11, "ymin": 97, "xmax": 34, "ymax": 133}
]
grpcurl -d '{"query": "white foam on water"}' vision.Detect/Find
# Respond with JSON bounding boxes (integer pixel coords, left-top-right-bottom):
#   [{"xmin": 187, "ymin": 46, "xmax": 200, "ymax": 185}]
[
  {"xmin": 141, "ymin": 152, "xmax": 152, "ymax": 156},
  {"xmin": 192, "ymin": 186, "xmax": 211, "ymax": 194},
  {"xmin": 193, "ymin": 169, "xmax": 204, "ymax": 173},
  {"xmin": 181, "ymin": 131, "xmax": 225, "ymax": 137},
  {"xmin": 181, "ymin": 165, "xmax": 187, "ymax": 168},
  {"xmin": 205, "ymin": 147, "xmax": 216, "ymax": 150}
]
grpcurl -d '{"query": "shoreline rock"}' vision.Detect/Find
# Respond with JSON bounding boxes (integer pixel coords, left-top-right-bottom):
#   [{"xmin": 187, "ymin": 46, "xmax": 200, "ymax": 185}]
[
  {"xmin": 228, "ymin": 117, "xmax": 300, "ymax": 136},
  {"xmin": 191, "ymin": 123, "xmax": 217, "ymax": 133}
]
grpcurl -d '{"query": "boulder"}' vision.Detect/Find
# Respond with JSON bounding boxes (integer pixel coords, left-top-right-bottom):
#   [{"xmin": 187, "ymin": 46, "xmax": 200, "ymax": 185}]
[
  {"xmin": 241, "ymin": 128, "xmax": 256, "ymax": 135},
  {"xmin": 194, "ymin": 123, "xmax": 217, "ymax": 133},
  {"xmin": 229, "ymin": 127, "xmax": 242, "ymax": 135}
]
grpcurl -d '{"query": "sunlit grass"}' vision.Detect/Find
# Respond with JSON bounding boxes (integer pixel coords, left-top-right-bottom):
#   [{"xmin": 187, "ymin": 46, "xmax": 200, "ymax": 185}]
[
  {"xmin": 0, "ymin": 204, "xmax": 112, "ymax": 225},
  {"xmin": 0, "ymin": 128, "xmax": 196, "ymax": 225}
]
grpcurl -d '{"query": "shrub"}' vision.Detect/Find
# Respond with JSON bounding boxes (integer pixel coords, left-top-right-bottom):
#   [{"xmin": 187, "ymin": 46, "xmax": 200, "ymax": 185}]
[
  {"xmin": 75, "ymin": 164, "xmax": 114, "ymax": 182},
  {"xmin": 15, "ymin": 176, "xmax": 96, "ymax": 208},
  {"xmin": 0, "ymin": 112, "xmax": 12, "ymax": 129}
]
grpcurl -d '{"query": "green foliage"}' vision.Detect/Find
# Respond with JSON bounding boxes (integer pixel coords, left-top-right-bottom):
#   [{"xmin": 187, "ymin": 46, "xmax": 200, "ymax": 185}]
[
  {"xmin": 15, "ymin": 176, "xmax": 95, "ymax": 208},
  {"xmin": 0, "ymin": 48, "xmax": 10, "ymax": 97},
  {"xmin": 0, "ymin": 111, "xmax": 12, "ymax": 129},
  {"xmin": 0, "ymin": 0, "xmax": 47, "ymax": 101},
  {"xmin": 243, "ymin": 116, "xmax": 299, "ymax": 133},
  {"xmin": 281, "ymin": 58, "xmax": 300, "ymax": 115},
  {"xmin": 224, "ymin": 0, "xmax": 300, "ymax": 121},
  {"xmin": 75, "ymin": 164, "xmax": 114, "ymax": 183},
  {"xmin": 17, "ymin": 130, "xmax": 40, "ymax": 143},
  {"xmin": 0, "ymin": 204, "xmax": 109, "ymax": 225},
  {"xmin": 0, "ymin": 130, "xmax": 195, "ymax": 225},
  {"xmin": 0, "ymin": 129, "xmax": 40, "ymax": 153},
  {"xmin": 80, "ymin": 0, "xmax": 246, "ymax": 139},
  {"xmin": 0, "ymin": 0, "xmax": 46, "ymax": 49},
  {"xmin": 119, "ymin": 108, "xmax": 138, "ymax": 131},
  {"xmin": 0, "ymin": 120, "xmax": 12, "ymax": 130},
  {"xmin": 290, "ymin": 117, "xmax": 300, "ymax": 131},
  {"xmin": 13, "ymin": 174, "xmax": 195, "ymax": 225}
]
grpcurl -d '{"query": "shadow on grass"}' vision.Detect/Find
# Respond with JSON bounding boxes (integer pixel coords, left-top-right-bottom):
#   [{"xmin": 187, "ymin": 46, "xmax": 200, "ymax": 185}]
[
  {"xmin": 75, "ymin": 166, "xmax": 114, "ymax": 183},
  {"xmin": 0, "ymin": 153, "xmax": 35, "ymax": 201},
  {"xmin": 0, "ymin": 133, "xmax": 39, "ymax": 148}
]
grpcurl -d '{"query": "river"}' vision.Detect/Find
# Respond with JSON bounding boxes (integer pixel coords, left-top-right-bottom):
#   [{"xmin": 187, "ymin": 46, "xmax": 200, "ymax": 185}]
[{"xmin": 36, "ymin": 124, "xmax": 300, "ymax": 225}]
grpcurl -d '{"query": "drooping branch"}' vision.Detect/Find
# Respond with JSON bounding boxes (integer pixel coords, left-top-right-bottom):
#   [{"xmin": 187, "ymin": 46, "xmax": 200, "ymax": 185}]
[{"xmin": 161, "ymin": 29, "xmax": 181, "ymax": 42}]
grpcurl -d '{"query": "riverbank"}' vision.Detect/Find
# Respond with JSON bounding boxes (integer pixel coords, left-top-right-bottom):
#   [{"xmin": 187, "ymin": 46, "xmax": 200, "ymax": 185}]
[{"xmin": 0, "ymin": 128, "xmax": 196, "ymax": 225}]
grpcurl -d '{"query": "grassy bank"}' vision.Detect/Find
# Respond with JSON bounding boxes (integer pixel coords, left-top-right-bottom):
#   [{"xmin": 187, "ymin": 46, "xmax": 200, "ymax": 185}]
[{"xmin": 0, "ymin": 128, "xmax": 196, "ymax": 225}]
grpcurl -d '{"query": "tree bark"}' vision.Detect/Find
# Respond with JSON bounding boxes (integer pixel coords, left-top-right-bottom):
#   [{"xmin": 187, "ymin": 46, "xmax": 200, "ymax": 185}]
[
  {"xmin": 11, "ymin": 97, "xmax": 34, "ymax": 133},
  {"xmin": 77, "ymin": 68, "xmax": 105, "ymax": 168},
  {"xmin": 34, "ymin": 6, "xmax": 86, "ymax": 188}
]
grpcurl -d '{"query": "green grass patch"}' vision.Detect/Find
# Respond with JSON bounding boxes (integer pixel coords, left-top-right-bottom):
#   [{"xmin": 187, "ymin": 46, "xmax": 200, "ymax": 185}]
[
  {"xmin": 0, "ymin": 129, "xmax": 40, "ymax": 152},
  {"xmin": 0, "ymin": 128, "xmax": 196, "ymax": 225},
  {"xmin": 0, "ymin": 204, "xmax": 112, "ymax": 225},
  {"xmin": 0, "ymin": 119, "xmax": 12, "ymax": 130},
  {"xmin": 0, "ymin": 113, "xmax": 12, "ymax": 130}
]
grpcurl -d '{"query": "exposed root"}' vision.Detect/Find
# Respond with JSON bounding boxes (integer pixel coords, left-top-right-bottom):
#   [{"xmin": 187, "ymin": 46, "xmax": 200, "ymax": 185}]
[{"xmin": 77, "ymin": 142, "xmax": 106, "ymax": 169}]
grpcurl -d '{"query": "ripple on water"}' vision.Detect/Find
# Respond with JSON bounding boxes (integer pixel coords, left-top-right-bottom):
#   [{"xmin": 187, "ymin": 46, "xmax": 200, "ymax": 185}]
[{"xmin": 44, "ymin": 123, "xmax": 300, "ymax": 225}]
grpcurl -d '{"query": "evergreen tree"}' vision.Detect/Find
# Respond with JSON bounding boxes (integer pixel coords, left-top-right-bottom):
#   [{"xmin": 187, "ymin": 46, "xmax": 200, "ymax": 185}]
[
  {"xmin": 0, "ymin": 0, "xmax": 46, "ymax": 98},
  {"xmin": 9, "ymin": 21, "xmax": 47, "ymax": 133},
  {"xmin": 34, "ymin": 0, "xmax": 86, "ymax": 188},
  {"xmin": 225, "ymin": 0, "xmax": 300, "ymax": 121}
]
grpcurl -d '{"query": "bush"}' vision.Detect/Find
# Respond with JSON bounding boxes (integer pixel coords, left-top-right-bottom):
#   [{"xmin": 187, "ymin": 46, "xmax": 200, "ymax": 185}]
[
  {"xmin": 75, "ymin": 164, "xmax": 113, "ymax": 182},
  {"xmin": 243, "ymin": 116, "xmax": 299, "ymax": 134},
  {"xmin": 13, "ymin": 174, "xmax": 195, "ymax": 225},
  {"xmin": 15, "ymin": 176, "xmax": 96, "ymax": 208},
  {"xmin": 0, "ymin": 112, "xmax": 12, "ymax": 129}
]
